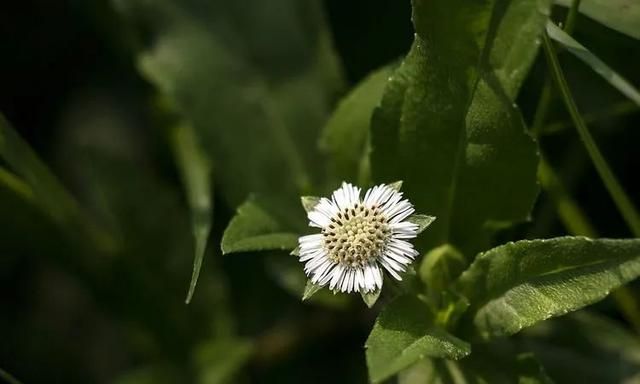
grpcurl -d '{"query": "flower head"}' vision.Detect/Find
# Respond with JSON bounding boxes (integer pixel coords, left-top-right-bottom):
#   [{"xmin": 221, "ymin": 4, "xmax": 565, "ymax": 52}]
[{"xmin": 298, "ymin": 182, "xmax": 430, "ymax": 294}]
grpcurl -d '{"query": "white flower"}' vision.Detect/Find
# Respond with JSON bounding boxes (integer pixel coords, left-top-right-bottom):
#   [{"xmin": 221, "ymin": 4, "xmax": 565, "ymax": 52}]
[{"xmin": 298, "ymin": 182, "xmax": 424, "ymax": 294}]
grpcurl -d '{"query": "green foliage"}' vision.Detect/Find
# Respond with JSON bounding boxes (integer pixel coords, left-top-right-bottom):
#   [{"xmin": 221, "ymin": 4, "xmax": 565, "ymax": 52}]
[
  {"xmin": 320, "ymin": 65, "xmax": 394, "ymax": 182},
  {"xmin": 456, "ymin": 237, "xmax": 640, "ymax": 340},
  {"xmin": 221, "ymin": 199, "xmax": 298, "ymax": 254},
  {"xmin": 170, "ymin": 122, "xmax": 213, "ymax": 303},
  {"xmin": 365, "ymin": 296, "xmax": 471, "ymax": 383},
  {"xmin": 546, "ymin": 21, "xmax": 640, "ymax": 106},
  {"xmin": 555, "ymin": 0, "xmax": 640, "ymax": 40},
  {"xmin": 114, "ymin": 0, "xmax": 343, "ymax": 223},
  {"xmin": 370, "ymin": 0, "xmax": 542, "ymax": 257}
]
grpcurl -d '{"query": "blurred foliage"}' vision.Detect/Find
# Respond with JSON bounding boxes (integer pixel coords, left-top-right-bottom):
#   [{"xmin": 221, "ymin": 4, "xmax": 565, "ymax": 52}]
[{"xmin": 1, "ymin": 0, "xmax": 640, "ymax": 383}]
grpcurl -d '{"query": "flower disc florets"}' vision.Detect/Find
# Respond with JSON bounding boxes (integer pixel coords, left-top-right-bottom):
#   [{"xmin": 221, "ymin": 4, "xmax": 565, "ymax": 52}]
[{"xmin": 323, "ymin": 203, "xmax": 390, "ymax": 267}]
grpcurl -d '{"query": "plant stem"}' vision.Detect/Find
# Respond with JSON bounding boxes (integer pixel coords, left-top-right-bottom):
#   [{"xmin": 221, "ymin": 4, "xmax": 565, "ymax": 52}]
[
  {"xmin": 542, "ymin": 33, "xmax": 640, "ymax": 237},
  {"xmin": 530, "ymin": 0, "xmax": 581, "ymax": 136}
]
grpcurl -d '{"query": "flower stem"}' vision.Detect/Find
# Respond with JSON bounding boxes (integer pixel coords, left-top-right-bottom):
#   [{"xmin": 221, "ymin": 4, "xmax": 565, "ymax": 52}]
[
  {"xmin": 530, "ymin": 0, "xmax": 581, "ymax": 136},
  {"xmin": 542, "ymin": 32, "xmax": 640, "ymax": 237}
]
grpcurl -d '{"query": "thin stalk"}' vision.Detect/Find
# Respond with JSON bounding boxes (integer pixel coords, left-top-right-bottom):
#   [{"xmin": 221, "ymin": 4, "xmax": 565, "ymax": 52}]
[
  {"xmin": 542, "ymin": 33, "xmax": 640, "ymax": 236},
  {"xmin": 530, "ymin": 0, "xmax": 581, "ymax": 135}
]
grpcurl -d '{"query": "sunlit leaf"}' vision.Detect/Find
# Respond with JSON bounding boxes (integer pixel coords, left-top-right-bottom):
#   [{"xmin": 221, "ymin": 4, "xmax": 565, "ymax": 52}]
[
  {"xmin": 365, "ymin": 296, "xmax": 471, "ymax": 383},
  {"xmin": 300, "ymin": 196, "xmax": 320, "ymax": 214},
  {"xmin": 221, "ymin": 199, "xmax": 298, "ymax": 254},
  {"xmin": 456, "ymin": 237, "xmax": 640, "ymax": 340},
  {"xmin": 361, "ymin": 289, "xmax": 381, "ymax": 308},
  {"xmin": 302, "ymin": 280, "xmax": 323, "ymax": 301},
  {"xmin": 370, "ymin": 0, "xmax": 544, "ymax": 256}
]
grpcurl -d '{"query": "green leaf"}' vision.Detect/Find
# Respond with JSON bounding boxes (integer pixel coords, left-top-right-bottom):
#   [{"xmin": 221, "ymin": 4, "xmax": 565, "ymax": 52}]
[
  {"xmin": 418, "ymin": 244, "xmax": 468, "ymax": 318},
  {"xmin": 194, "ymin": 339, "xmax": 253, "ymax": 384},
  {"xmin": 555, "ymin": 0, "xmax": 640, "ymax": 40},
  {"xmin": 370, "ymin": 0, "xmax": 542, "ymax": 256},
  {"xmin": 0, "ymin": 114, "xmax": 114, "ymax": 251},
  {"xmin": 302, "ymin": 280, "xmax": 323, "ymax": 301},
  {"xmin": 456, "ymin": 236, "xmax": 640, "ymax": 340},
  {"xmin": 546, "ymin": 21, "xmax": 640, "ymax": 106},
  {"xmin": 400, "ymin": 352, "xmax": 554, "ymax": 384},
  {"xmin": 389, "ymin": 180, "xmax": 403, "ymax": 192},
  {"xmin": 115, "ymin": 0, "xmax": 343, "ymax": 222},
  {"xmin": 221, "ymin": 199, "xmax": 298, "ymax": 254},
  {"xmin": 0, "ymin": 167, "xmax": 34, "ymax": 205},
  {"xmin": 491, "ymin": 0, "xmax": 552, "ymax": 99},
  {"xmin": 408, "ymin": 214, "xmax": 437, "ymax": 235},
  {"xmin": 300, "ymin": 196, "xmax": 320, "ymax": 213},
  {"xmin": 365, "ymin": 296, "xmax": 471, "ymax": 383},
  {"xmin": 170, "ymin": 122, "xmax": 213, "ymax": 304},
  {"xmin": 361, "ymin": 289, "xmax": 381, "ymax": 308},
  {"xmin": 319, "ymin": 65, "xmax": 394, "ymax": 182},
  {"xmin": 522, "ymin": 311, "xmax": 640, "ymax": 383}
]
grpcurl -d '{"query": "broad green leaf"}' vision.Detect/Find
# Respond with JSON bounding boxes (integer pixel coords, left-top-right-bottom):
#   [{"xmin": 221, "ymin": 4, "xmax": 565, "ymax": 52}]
[
  {"xmin": 115, "ymin": 0, "xmax": 343, "ymax": 223},
  {"xmin": 170, "ymin": 122, "xmax": 213, "ymax": 304},
  {"xmin": 365, "ymin": 296, "xmax": 471, "ymax": 383},
  {"xmin": 370, "ymin": 0, "xmax": 542, "ymax": 256},
  {"xmin": 0, "ymin": 114, "xmax": 114, "ymax": 251},
  {"xmin": 456, "ymin": 237, "xmax": 640, "ymax": 340},
  {"xmin": 546, "ymin": 21, "xmax": 640, "ymax": 106},
  {"xmin": 319, "ymin": 65, "xmax": 394, "ymax": 182},
  {"xmin": 361, "ymin": 289, "xmax": 381, "ymax": 308},
  {"xmin": 221, "ymin": 199, "xmax": 298, "ymax": 254},
  {"xmin": 522, "ymin": 310, "xmax": 640, "ymax": 383},
  {"xmin": 194, "ymin": 339, "xmax": 253, "ymax": 384},
  {"xmin": 555, "ymin": 0, "xmax": 640, "ymax": 40}
]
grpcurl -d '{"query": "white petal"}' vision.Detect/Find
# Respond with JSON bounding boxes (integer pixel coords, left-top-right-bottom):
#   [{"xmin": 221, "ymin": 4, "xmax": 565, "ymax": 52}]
[
  {"xmin": 308, "ymin": 211, "xmax": 331, "ymax": 228},
  {"xmin": 379, "ymin": 259, "xmax": 403, "ymax": 280},
  {"xmin": 329, "ymin": 265, "xmax": 345, "ymax": 290}
]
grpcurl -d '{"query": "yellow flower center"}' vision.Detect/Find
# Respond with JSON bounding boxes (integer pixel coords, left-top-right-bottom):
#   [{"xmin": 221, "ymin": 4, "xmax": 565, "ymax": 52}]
[{"xmin": 322, "ymin": 203, "xmax": 390, "ymax": 267}]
